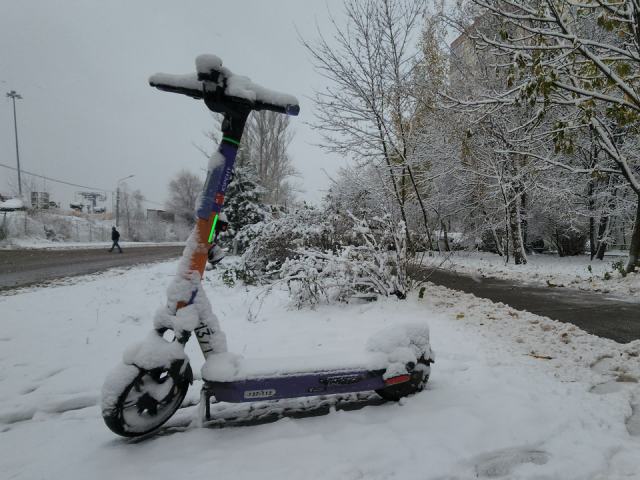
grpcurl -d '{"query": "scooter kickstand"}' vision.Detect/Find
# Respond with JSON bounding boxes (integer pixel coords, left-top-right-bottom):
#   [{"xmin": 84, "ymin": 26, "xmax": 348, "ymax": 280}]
[
  {"xmin": 196, "ymin": 390, "xmax": 207, "ymax": 428},
  {"xmin": 196, "ymin": 386, "xmax": 216, "ymax": 428}
]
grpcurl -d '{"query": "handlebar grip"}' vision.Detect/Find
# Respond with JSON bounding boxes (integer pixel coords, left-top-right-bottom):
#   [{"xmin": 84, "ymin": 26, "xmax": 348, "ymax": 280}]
[{"xmin": 253, "ymin": 101, "xmax": 300, "ymax": 116}]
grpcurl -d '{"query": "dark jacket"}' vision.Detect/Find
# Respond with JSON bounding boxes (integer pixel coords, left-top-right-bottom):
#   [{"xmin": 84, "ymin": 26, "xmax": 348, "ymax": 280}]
[{"xmin": 111, "ymin": 229, "xmax": 120, "ymax": 241}]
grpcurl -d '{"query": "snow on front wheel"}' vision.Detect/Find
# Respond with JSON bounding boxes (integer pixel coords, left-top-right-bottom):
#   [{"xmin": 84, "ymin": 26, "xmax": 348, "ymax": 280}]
[{"xmin": 102, "ymin": 360, "xmax": 192, "ymax": 437}]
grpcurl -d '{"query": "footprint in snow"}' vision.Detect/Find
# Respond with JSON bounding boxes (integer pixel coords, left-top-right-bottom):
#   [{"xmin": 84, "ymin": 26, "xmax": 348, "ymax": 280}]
[
  {"xmin": 626, "ymin": 404, "xmax": 640, "ymax": 436},
  {"xmin": 474, "ymin": 447, "xmax": 549, "ymax": 478},
  {"xmin": 590, "ymin": 356, "xmax": 615, "ymax": 374},
  {"xmin": 590, "ymin": 381, "xmax": 625, "ymax": 395}
]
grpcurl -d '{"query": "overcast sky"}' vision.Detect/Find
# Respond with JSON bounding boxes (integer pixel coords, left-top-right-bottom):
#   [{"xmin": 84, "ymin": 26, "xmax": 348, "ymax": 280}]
[{"xmin": 0, "ymin": 0, "xmax": 346, "ymax": 211}]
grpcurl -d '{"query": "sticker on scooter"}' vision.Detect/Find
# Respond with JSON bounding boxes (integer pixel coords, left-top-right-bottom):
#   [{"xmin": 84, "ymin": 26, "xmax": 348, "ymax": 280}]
[
  {"xmin": 244, "ymin": 389, "xmax": 276, "ymax": 399},
  {"xmin": 319, "ymin": 374, "xmax": 365, "ymax": 386}
]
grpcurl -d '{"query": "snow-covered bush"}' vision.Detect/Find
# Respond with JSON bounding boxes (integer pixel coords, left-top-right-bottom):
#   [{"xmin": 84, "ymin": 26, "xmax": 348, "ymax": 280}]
[
  {"xmin": 237, "ymin": 210, "xmax": 410, "ymax": 311},
  {"xmin": 238, "ymin": 205, "xmax": 346, "ymax": 276},
  {"xmin": 279, "ymin": 215, "xmax": 409, "ymax": 308}
]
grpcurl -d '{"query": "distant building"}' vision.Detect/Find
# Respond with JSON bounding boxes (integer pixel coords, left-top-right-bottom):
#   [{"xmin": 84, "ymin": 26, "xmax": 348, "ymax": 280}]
[
  {"xmin": 449, "ymin": 12, "xmax": 523, "ymax": 88},
  {"xmin": 147, "ymin": 209, "xmax": 175, "ymax": 223},
  {"xmin": 31, "ymin": 192, "xmax": 50, "ymax": 209}
]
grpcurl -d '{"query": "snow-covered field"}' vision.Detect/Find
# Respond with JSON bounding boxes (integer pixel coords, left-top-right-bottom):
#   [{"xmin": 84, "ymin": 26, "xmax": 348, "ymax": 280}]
[
  {"xmin": 431, "ymin": 250, "xmax": 640, "ymax": 298},
  {"xmin": 0, "ymin": 210, "xmax": 190, "ymax": 248},
  {"xmin": 1, "ymin": 260, "xmax": 640, "ymax": 479}
]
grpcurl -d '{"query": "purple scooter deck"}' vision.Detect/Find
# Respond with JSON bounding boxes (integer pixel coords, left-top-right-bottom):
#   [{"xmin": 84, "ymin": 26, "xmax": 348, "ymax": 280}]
[{"xmin": 204, "ymin": 368, "xmax": 388, "ymax": 405}]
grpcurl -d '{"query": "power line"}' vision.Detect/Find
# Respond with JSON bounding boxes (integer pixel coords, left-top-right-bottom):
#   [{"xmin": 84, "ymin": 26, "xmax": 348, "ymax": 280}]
[
  {"xmin": 0, "ymin": 162, "xmax": 110, "ymax": 192},
  {"xmin": 142, "ymin": 198, "xmax": 166, "ymax": 206},
  {"xmin": 0, "ymin": 162, "xmax": 166, "ymax": 207}
]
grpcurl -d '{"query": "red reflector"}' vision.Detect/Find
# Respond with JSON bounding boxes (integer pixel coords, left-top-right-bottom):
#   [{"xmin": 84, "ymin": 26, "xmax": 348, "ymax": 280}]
[{"xmin": 385, "ymin": 374, "xmax": 410, "ymax": 386}]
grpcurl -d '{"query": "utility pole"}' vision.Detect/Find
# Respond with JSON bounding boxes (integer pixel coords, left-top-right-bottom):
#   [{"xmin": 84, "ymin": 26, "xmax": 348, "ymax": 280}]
[
  {"xmin": 6, "ymin": 91, "xmax": 23, "ymax": 197},
  {"xmin": 116, "ymin": 175, "xmax": 134, "ymax": 227}
]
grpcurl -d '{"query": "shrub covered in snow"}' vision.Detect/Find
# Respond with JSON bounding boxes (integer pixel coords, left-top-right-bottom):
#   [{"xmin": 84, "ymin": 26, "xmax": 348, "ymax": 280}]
[
  {"xmin": 238, "ymin": 205, "xmax": 347, "ymax": 276},
  {"xmin": 279, "ymin": 215, "xmax": 409, "ymax": 308},
  {"xmin": 230, "ymin": 208, "xmax": 411, "ymax": 310}
]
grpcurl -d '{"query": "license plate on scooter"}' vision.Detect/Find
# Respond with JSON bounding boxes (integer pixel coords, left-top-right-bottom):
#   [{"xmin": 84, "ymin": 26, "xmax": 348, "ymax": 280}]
[{"xmin": 244, "ymin": 389, "xmax": 276, "ymax": 399}]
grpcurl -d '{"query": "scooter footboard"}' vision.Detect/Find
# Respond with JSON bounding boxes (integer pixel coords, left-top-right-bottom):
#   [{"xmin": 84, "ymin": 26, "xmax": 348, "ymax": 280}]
[{"xmin": 204, "ymin": 369, "xmax": 388, "ymax": 404}]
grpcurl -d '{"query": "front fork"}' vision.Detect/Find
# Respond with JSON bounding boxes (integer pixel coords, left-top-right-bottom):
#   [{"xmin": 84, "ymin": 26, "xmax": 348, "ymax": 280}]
[{"xmin": 175, "ymin": 113, "xmax": 247, "ymax": 359}]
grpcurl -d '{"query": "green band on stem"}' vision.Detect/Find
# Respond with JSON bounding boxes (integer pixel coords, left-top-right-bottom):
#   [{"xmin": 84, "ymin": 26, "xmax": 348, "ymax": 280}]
[
  {"xmin": 222, "ymin": 137, "xmax": 240, "ymax": 146},
  {"xmin": 208, "ymin": 214, "xmax": 219, "ymax": 243}
]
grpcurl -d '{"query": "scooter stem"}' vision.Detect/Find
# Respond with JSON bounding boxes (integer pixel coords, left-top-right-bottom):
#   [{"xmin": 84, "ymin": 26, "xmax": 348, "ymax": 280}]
[
  {"xmin": 176, "ymin": 113, "xmax": 248, "ymax": 310},
  {"xmin": 148, "ymin": 54, "xmax": 298, "ymax": 328}
]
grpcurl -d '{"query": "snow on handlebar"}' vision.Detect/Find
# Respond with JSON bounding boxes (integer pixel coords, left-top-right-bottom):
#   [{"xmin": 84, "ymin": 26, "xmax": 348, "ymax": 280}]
[{"xmin": 148, "ymin": 54, "xmax": 300, "ymax": 116}]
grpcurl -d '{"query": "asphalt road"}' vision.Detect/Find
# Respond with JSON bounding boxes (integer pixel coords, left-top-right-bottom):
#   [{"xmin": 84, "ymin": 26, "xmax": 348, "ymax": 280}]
[
  {"xmin": 414, "ymin": 268, "xmax": 640, "ymax": 344},
  {"xmin": 0, "ymin": 245, "xmax": 185, "ymax": 290}
]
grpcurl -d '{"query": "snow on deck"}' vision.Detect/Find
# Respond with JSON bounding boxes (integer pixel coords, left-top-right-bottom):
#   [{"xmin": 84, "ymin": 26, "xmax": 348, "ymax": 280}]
[{"xmin": 1, "ymin": 260, "xmax": 639, "ymax": 479}]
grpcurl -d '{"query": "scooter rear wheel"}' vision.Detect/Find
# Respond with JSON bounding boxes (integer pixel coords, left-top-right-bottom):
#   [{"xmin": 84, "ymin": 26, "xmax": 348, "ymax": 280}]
[
  {"xmin": 375, "ymin": 359, "xmax": 430, "ymax": 402},
  {"xmin": 103, "ymin": 360, "xmax": 192, "ymax": 437}
]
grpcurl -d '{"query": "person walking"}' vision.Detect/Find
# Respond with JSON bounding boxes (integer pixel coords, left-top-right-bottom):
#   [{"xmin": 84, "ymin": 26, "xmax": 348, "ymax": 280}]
[{"xmin": 108, "ymin": 226, "xmax": 123, "ymax": 253}]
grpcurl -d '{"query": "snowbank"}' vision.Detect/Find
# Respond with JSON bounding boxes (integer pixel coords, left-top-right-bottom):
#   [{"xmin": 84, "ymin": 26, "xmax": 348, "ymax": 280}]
[{"xmin": 431, "ymin": 250, "xmax": 640, "ymax": 297}]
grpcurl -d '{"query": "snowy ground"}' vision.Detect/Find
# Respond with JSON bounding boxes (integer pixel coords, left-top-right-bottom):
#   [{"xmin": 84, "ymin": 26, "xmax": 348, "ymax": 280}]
[
  {"xmin": 428, "ymin": 250, "xmax": 640, "ymax": 298},
  {"xmin": 1, "ymin": 260, "xmax": 640, "ymax": 479}
]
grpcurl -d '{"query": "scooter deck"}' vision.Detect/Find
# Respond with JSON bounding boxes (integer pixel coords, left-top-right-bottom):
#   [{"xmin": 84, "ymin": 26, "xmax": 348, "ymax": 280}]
[
  {"xmin": 201, "ymin": 351, "xmax": 408, "ymax": 405},
  {"xmin": 204, "ymin": 367, "xmax": 389, "ymax": 403}
]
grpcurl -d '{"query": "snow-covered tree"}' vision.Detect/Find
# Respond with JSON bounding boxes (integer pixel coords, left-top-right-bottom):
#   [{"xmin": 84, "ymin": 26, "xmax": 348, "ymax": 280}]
[
  {"xmin": 300, "ymin": 0, "xmax": 431, "ymax": 236},
  {"xmin": 217, "ymin": 164, "xmax": 268, "ymax": 250},
  {"xmin": 166, "ymin": 169, "xmax": 203, "ymax": 226},
  {"xmin": 118, "ymin": 183, "xmax": 145, "ymax": 241},
  {"xmin": 241, "ymin": 110, "xmax": 302, "ymax": 205},
  {"xmin": 197, "ymin": 111, "xmax": 301, "ymax": 207},
  {"xmin": 453, "ymin": 0, "xmax": 640, "ymax": 271}
]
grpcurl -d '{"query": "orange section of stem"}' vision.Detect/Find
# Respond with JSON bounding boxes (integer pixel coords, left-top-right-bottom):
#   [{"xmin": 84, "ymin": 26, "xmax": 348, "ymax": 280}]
[{"xmin": 176, "ymin": 215, "xmax": 216, "ymax": 310}]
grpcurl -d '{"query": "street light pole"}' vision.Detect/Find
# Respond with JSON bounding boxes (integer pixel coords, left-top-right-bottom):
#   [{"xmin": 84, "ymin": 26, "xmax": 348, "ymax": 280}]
[
  {"xmin": 116, "ymin": 175, "xmax": 135, "ymax": 227},
  {"xmin": 6, "ymin": 91, "xmax": 23, "ymax": 198}
]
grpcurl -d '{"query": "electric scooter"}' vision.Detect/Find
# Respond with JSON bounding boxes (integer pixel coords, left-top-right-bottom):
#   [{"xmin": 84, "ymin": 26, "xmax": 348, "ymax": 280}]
[{"xmin": 101, "ymin": 55, "xmax": 434, "ymax": 438}]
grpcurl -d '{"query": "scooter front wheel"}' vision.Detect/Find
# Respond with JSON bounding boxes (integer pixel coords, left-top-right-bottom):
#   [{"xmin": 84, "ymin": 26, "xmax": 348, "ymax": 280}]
[{"xmin": 103, "ymin": 360, "xmax": 192, "ymax": 437}]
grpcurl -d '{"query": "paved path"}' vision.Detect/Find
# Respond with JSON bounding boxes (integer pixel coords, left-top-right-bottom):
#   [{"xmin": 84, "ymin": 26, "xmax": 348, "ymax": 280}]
[
  {"xmin": 0, "ymin": 245, "xmax": 185, "ymax": 290},
  {"xmin": 413, "ymin": 268, "xmax": 640, "ymax": 344}
]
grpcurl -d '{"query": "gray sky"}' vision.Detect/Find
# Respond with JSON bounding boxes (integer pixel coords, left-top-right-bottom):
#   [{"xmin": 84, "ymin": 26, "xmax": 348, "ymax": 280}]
[{"xmin": 0, "ymin": 0, "xmax": 345, "ymax": 211}]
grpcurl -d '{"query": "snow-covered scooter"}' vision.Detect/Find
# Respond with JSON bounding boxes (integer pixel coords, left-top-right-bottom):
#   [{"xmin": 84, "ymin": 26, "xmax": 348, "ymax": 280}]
[{"xmin": 101, "ymin": 55, "xmax": 434, "ymax": 437}]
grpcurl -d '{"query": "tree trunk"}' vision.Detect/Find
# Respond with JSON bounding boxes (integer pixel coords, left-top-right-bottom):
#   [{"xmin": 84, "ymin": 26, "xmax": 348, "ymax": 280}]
[
  {"xmin": 626, "ymin": 195, "xmax": 640, "ymax": 272},
  {"xmin": 521, "ymin": 191, "xmax": 528, "ymax": 251},
  {"xmin": 590, "ymin": 217, "xmax": 596, "ymax": 260},
  {"xmin": 588, "ymin": 181, "xmax": 596, "ymax": 260},
  {"xmin": 405, "ymin": 165, "xmax": 433, "ymax": 251},
  {"xmin": 442, "ymin": 220, "xmax": 450, "ymax": 252},
  {"xmin": 508, "ymin": 194, "xmax": 527, "ymax": 265},
  {"xmin": 492, "ymin": 228, "xmax": 504, "ymax": 257},
  {"xmin": 596, "ymin": 215, "xmax": 610, "ymax": 261},
  {"xmin": 554, "ymin": 226, "xmax": 565, "ymax": 257}
]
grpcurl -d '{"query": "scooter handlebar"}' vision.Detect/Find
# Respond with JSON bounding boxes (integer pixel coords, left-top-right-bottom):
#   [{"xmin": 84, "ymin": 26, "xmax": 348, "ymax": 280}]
[{"xmin": 149, "ymin": 56, "xmax": 300, "ymax": 117}]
